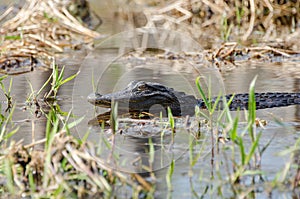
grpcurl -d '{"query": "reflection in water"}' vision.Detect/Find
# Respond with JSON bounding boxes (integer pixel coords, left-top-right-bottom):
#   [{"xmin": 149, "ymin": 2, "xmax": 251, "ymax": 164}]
[
  {"xmin": 0, "ymin": 50, "xmax": 83, "ymax": 146},
  {"xmin": 89, "ymin": 122, "xmax": 192, "ymax": 174},
  {"xmin": 2, "ymin": 70, "xmax": 52, "ymax": 147}
]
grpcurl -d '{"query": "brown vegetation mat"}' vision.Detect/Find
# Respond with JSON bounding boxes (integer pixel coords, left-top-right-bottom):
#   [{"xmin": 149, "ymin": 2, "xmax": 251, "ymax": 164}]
[
  {"xmin": 121, "ymin": 0, "xmax": 300, "ymax": 50},
  {"xmin": 115, "ymin": 42, "xmax": 300, "ymax": 73},
  {"xmin": 0, "ymin": 130, "xmax": 152, "ymax": 197},
  {"xmin": 205, "ymin": 42, "xmax": 300, "ymax": 70},
  {"xmin": 0, "ymin": 0, "xmax": 101, "ymax": 74}
]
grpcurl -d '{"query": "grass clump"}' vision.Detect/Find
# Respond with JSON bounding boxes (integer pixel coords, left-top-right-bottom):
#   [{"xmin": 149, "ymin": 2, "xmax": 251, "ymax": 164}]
[
  {"xmin": 0, "ymin": 108, "xmax": 153, "ymax": 198},
  {"xmin": 27, "ymin": 61, "xmax": 78, "ymax": 102},
  {"xmin": 45, "ymin": 62, "xmax": 79, "ymax": 100},
  {"xmin": 191, "ymin": 76, "xmax": 293, "ymax": 197},
  {"xmin": 0, "ymin": 63, "xmax": 153, "ymax": 198}
]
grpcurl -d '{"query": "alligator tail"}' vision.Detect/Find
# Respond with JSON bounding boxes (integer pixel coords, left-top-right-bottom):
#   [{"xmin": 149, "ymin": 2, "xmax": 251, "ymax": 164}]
[{"xmin": 198, "ymin": 92, "xmax": 300, "ymax": 111}]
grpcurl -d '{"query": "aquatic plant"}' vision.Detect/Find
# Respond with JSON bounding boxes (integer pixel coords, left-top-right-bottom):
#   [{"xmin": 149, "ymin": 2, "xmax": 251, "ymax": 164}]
[
  {"xmin": 167, "ymin": 107, "xmax": 175, "ymax": 134},
  {"xmin": 0, "ymin": 107, "xmax": 152, "ymax": 198},
  {"xmin": 0, "ymin": 76, "xmax": 18, "ymax": 143},
  {"xmin": 192, "ymin": 76, "xmax": 278, "ymax": 197},
  {"xmin": 0, "ymin": 75, "xmax": 12, "ymax": 111},
  {"xmin": 26, "ymin": 60, "xmax": 78, "ymax": 103},
  {"xmin": 45, "ymin": 61, "xmax": 79, "ymax": 100},
  {"xmin": 166, "ymin": 159, "xmax": 175, "ymax": 191},
  {"xmin": 221, "ymin": 15, "xmax": 233, "ymax": 42}
]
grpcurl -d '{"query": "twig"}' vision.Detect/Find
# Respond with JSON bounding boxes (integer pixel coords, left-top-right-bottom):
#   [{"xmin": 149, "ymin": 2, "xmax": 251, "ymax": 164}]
[
  {"xmin": 201, "ymin": 0, "xmax": 224, "ymax": 14},
  {"xmin": 219, "ymin": 43, "xmax": 238, "ymax": 59},
  {"xmin": 263, "ymin": 0, "xmax": 273, "ymax": 12},
  {"xmin": 242, "ymin": 0, "xmax": 256, "ymax": 41},
  {"xmin": 27, "ymin": 34, "xmax": 64, "ymax": 52},
  {"xmin": 0, "ymin": 6, "xmax": 14, "ymax": 23},
  {"xmin": 47, "ymin": 0, "xmax": 100, "ymax": 38},
  {"xmin": 24, "ymin": 130, "xmax": 64, "ymax": 149},
  {"xmin": 249, "ymin": 46, "xmax": 291, "ymax": 57}
]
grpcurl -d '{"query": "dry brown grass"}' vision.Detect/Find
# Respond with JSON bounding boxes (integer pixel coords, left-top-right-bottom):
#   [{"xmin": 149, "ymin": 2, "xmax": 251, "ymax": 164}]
[
  {"xmin": 0, "ymin": 130, "xmax": 152, "ymax": 197},
  {"xmin": 121, "ymin": 0, "xmax": 300, "ymax": 49},
  {"xmin": 0, "ymin": 0, "xmax": 101, "ymax": 74}
]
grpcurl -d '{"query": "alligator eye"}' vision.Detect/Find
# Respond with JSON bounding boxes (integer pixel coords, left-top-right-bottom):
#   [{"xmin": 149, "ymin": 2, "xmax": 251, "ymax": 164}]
[{"xmin": 137, "ymin": 85, "xmax": 146, "ymax": 91}]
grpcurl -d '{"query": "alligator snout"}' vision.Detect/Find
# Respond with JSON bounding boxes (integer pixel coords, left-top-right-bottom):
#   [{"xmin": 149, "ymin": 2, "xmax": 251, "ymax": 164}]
[{"xmin": 87, "ymin": 93, "xmax": 103, "ymax": 105}]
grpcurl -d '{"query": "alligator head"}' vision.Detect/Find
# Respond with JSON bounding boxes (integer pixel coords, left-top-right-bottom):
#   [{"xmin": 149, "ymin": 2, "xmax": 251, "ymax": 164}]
[{"xmin": 88, "ymin": 80, "xmax": 197, "ymax": 117}]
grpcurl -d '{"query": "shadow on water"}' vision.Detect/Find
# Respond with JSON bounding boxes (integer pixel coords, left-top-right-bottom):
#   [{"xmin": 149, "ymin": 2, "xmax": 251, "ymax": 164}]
[
  {"xmin": 0, "ymin": 70, "xmax": 52, "ymax": 147},
  {"xmin": 0, "ymin": 51, "xmax": 84, "ymax": 148}
]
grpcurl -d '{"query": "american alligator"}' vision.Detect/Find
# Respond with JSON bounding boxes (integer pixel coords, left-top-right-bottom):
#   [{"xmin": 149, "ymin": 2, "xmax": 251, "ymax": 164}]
[{"xmin": 88, "ymin": 80, "xmax": 300, "ymax": 117}]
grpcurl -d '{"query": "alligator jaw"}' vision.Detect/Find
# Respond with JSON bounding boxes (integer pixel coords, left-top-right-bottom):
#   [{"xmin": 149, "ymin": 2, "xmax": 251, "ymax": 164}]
[
  {"xmin": 87, "ymin": 93, "xmax": 112, "ymax": 108},
  {"xmin": 87, "ymin": 90, "xmax": 133, "ymax": 109}
]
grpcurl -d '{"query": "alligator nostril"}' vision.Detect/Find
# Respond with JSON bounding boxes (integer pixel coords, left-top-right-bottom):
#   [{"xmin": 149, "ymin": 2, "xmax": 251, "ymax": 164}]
[{"xmin": 87, "ymin": 93, "xmax": 102, "ymax": 104}]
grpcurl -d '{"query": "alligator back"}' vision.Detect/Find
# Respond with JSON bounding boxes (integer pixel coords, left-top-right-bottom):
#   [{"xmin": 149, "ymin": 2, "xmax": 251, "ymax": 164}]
[
  {"xmin": 198, "ymin": 92, "xmax": 300, "ymax": 111},
  {"xmin": 172, "ymin": 90, "xmax": 198, "ymax": 116}
]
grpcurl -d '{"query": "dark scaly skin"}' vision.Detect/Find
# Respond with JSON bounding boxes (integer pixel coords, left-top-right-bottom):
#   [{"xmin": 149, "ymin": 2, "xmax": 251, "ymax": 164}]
[
  {"xmin": 199, "ymin": 93, "xmax": 300, "ymax": 111},
  {"xmin": 88, "ymin": 81, "xmax": 300, "ymax": 117}
]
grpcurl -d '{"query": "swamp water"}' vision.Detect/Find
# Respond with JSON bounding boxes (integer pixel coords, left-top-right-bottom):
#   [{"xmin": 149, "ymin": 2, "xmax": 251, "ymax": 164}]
[
  {"xmin": 1, "ymin": 1, "xmax": 300, "ymax": 198},
  {"xmin": 1, "ymin": 48, "xmax": 300, "ymax": 198}
]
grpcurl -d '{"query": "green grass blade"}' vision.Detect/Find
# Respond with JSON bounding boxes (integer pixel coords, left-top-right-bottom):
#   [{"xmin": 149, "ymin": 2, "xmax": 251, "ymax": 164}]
[
  {"xmin": 167, "ymin": 107, "xmax": 175, "ymax": 133},
  {"xmin": 245, "ymin": 132, "xmax": 262, "ymax": 165},
  {"xmin": 248, "ymin": 76, "xmax": 257, "ymax": 142},
  {"xmin": 0, "ymin": 75, "xmax": 7, "ymax": 82},
  {"xmin": 242, "ymin": 170, "xmax": 264, "ymax": 176},
  {"xmin": 110, "ymin": 101, "xmax": 118, "ymax": 134},
  {"xmin": 260, "ymin": 132, "xmax": 276, "ymax": 155},
  {"xmin": 148, "ymin": 138, "xmax": 154, "ymax": 166},
  {"xmin": 229, "ymin": 117, "xmax": 239, "ymax": 141},
  {"xmin": 166, "ymin": 159, "xmax": 175, "ymax": 190},
  {"xmin": 211, "ymin": 93, "xmax": 221, "ymax": 113},
  {"xmin": 57, "ymin": 65, "xmax": 65, "ymax": 83},
  {"xmin": 67, "ymin": 116, "xmax": 84, "ymax": 129},
  {"xmin": 60, "ymin": 71, "xmax": 79, "ymax": 85},
  {"xmin": 195, "ymin": 76, "xmax": 210, "ymax": 110},
  {"xmin": 218, "ymin": 94, "xmax": 235, "ymax": 124},
  {"xmin": 28, "ymin": 171, "xmax": 36, "ymax": 193},
  {"xmin": 79, "ymin": 130, "xmax": 90, "ymax": 145},
  {"xmin": 36, "ymin": 73, "xmax": 53, "ymax": 97},
  {"xmin": 3, "ymin": 126, "xmax": 19, "ymax": 140},
  {"xmin": 237, "ymin": 137, "xmax": 246, "ymax": 165}
]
